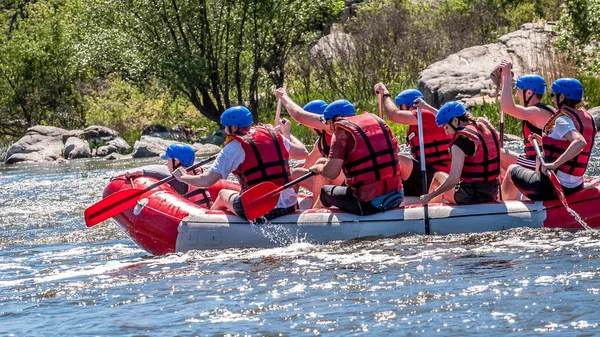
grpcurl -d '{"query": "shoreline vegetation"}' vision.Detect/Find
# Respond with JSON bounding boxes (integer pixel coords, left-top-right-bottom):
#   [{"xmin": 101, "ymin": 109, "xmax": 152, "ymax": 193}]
[{"xmin": 1, "ymin": 0, "xmax": 599, "ymax": 163}]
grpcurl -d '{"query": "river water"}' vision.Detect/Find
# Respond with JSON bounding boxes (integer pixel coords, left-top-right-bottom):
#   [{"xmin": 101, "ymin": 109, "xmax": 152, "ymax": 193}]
[{"xmin": 2, "ymin": 156, "xmax": 600, "ymax": 336}]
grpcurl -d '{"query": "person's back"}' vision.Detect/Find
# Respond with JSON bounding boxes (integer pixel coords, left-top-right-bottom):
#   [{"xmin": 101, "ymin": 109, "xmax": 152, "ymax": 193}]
[
  {"xmin": 420, "ymin": 101, "xmax": 500, "ymax": 205},
  {"xmin": 309, "ymin": 99, "xmax": 404, "ymax": 215},
  {"xmin": 335, "ymin": 113, "xmax": 403, "ymax": 203}
]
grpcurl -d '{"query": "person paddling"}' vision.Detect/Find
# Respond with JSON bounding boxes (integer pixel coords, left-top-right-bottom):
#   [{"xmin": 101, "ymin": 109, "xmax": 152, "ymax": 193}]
[
  {"xmin": 374, "ymin": 83, "xmax": 452, "ymax": 196},
  {"xmin": 502, "ymin": 78, "xmax": 597, "ymax": 200},
  {"xmin": 173, "ymin": 106, "xmax": 307, "ymax": 220},
  {"xmin": 275, "ymin": 88, "xmax": 346, "ymax": 207},
  {"xmin": 124, "ymin": 143, "xmax": 230, "ymax": 208},
  {"xmin": 496, "ymin": 60, "xmax": 555, "ymax": 171},
  {"xmin": 420, "ymin": 101, "xmax": 501, "ymax": 205},
  {"xmin": 309, "ymin": 99, "xmax": 404, "ymax": 215}
]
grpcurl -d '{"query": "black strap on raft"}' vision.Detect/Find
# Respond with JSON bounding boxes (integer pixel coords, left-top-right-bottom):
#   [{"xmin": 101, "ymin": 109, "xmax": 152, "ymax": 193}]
[{"xmin": 183, "ymin": 188, "xmax": 212, "ymax": 208}]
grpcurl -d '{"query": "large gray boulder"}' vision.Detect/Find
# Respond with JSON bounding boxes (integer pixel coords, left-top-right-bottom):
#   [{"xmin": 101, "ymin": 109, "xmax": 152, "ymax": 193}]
[
  {"xmin": 418, "ymin": 22, "xmax": 559, "ymax": 107},
  {"xmin": 132, "ymin": 135, "xmax": 221, "ymax": 159},
  {"xmin": 63, "ymin": 137, "xmax": 92, "ymax": 159},
  {"xmin": 192, "ymin": 143, "xmax": 222, "ymax": 157},
  {"xmin": 5, "ymin": 134, "xmax": 64, "ymax": 164},
  {"xmin": 141, "ymin": 124, "xmax": 192, "ymax": 142},
  {"xmin": 131, "ymin": 136, "xmax": 179, "ymax": 158},
  {"xmin": 196, "ymin": 128, "xmax": 226, "ymax": 146},
  {"xmin": 25, "ymin": 125, "xmax": 70, "ymax": 138},
  {"xmin": 81, "ymin": 125, "xmax": 120, "ymax": 145},
  {"xmin": 589, "ymin": 106, "xmax": 600, "ymax": 127},
  {"xmin": 95, "ymin": 137, "xmax": 131, "ymax": 157}
]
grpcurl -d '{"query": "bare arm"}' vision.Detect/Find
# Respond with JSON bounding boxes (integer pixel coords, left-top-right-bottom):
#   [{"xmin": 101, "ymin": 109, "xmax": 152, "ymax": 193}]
[
  {"xmin": 173, "ymin": 169, "xmax": 222, "ymax": 188},
  {"xmin": 275, "ymin": 87, "xmax": 325, "ymax": 130},
  {"xmin": 310, "ymin": 158, "xmax": 344, "ymax": 181},
  {"xmin": 278, "ymin": 118, "xmax": 308, "ymax": 159},
  {"xmin": 423, "ymin": 146, "xmax": 464, "ymax": 202},
  {"xmin": 499, "ymin": 61, "xmax": 553, "ymax": 128},
  {"xmin": 545, "ymin": 130, "xmax": 587, "ymax": 171},
  {"xmin": 302, "ymin": 145, "xmax": 322, "ymax": 168},
  {"xmin": 374, "ymin": 82, "xmax": 418, "ymax": 125},
  {"xmin": 414, "ymin": 98, "xmax": 438, "ymax": 114}
]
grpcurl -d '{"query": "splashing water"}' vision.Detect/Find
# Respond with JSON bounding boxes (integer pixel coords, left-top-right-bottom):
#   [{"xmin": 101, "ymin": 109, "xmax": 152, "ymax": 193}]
[{"xmin": 250, "ymin": 217, "xmax": 306, "ymax": 246}]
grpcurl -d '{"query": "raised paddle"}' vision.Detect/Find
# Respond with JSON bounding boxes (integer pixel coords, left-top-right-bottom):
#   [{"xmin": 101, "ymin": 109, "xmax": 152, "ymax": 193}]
[
  {"xmin": 84, "ymin": 155, "xmax": 217, "ymax": 227},
  {"xmin": 416, "ymin": 107, "xmax": 431, "ymax": 234},
  {"xmin": 241, "ymin": 171, "xmax": 316, "ymax": 221},
  {"xmin": 378, "ymin": 92, "xmax": 383, "ymax": 119},
  {"xmin": 532, "ymin": 139, "xmax": 591, "ymax": 230},
  {"xmin": 274, "ymin": 98, "xmax": 282, "ymax": 127}
]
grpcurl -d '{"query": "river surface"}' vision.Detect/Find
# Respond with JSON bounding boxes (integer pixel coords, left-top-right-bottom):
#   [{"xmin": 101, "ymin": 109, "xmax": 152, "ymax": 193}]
[{"xmin": 3, "ymin": 155, "xmax": 600, "ymax": 336}]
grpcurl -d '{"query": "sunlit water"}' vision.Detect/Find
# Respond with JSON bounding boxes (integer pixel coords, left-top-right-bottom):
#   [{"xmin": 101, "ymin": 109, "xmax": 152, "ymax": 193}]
[{"xmin": 3, "ymin": 148, "xmax": 600, "ymax": 336}]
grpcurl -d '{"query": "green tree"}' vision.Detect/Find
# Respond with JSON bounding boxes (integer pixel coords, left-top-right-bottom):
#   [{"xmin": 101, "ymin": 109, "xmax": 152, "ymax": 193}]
[
  {"xmin": 0, "ymin": 0, "xmax": 86, "ymax": 136},
  {"xmin": 556, "ymin": 0, "xmax": 600, "ymax": 74},
  {"xmin": 80, "ymin": 0, "xmax": 343, "ymax": 123}
]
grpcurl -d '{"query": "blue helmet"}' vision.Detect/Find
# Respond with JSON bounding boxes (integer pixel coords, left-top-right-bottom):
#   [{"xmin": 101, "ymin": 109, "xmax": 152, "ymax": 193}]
[
  {"xmin": 551, "ymin": 78, "xmax": 584, "ymax": 100},
  {"xmin": 515, "ymin": 75, "xmax": 546, "ymax": 95},
  {"xmin": 303, "ymin": 100, "xmax": 328, "ymax": 115},
  {"xmin": 436, "ymin": 101, "xmax": 467, "ymax": 126},
  {"xmin": 220, "ymin": 106, "xmax": 253, "ymax": 128},
  {"xmin": 395, "ymin": 89, "xmax": 424, "ymax": 108},
  {"xmin": 160, "ymin": 143, "xmax": 195, "ymax": 167},
  {"xmin": 323, "ymin": 99, "xmax": 355, "ymax": 120}
]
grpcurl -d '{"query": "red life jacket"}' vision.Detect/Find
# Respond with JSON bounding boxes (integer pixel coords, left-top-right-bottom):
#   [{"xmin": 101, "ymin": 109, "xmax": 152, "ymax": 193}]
[
  {"xmin": 334, "ymin": 113, "xmax": 403, "ymax": 202},
  {"xmin": 316, "ymin": 131, "xmax": 332, "ymax": 157},
  {"xmin": 182, "ymin": 168, "xmax": 212, "ymax": 208},
  {"xmin": 542, "ymin": 106, "xmax": 597, "ymax": 177},
  {"xmin": 451, "ymin": 118, "xmax": 501, "ymax": 183},
  {"xmin": 230, "ymin": 124, "xmax": 292, "ymax": 192},
  {"xmin": 522, "ymin": 102, "xmax": 555, "ymax": 160},
  {"xmin": 406, "ymin": 108, "xmax": 452, "ymax": 173}
]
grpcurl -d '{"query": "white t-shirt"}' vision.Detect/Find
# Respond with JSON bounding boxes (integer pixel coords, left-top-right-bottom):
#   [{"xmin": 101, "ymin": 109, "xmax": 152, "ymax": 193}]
[
  {"xmin": 547, "ymin": 115, "xmax": 583, "ymax": 188},
  {"xmin": 210, "ymin": 136, "xmax": 297, "ymax": 209}
]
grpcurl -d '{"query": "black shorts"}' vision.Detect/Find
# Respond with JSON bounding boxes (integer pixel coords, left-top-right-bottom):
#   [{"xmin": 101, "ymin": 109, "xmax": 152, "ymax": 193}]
[
  {"xmin": 510, "ymin": 166, "xmax": 583, "ymax": 201},
  {"xmin": 233, "ymin": 195, "xmax": 296, "ymax": 221},
  {"xmin": 320, "ymin": 185, "xmax": 380, "ymax": 216},
  {"xmin": 403, "ymin": 158, "xmax": 436, "ymax": 197},
  {"xmin": 454, "ymin": 180, "xmax": 499, "ymax": 205}
]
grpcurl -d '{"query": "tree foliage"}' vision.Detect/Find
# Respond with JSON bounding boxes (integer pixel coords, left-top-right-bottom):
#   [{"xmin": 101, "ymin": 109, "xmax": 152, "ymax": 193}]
[
  {"xmin": 79, "ymin": 0, "xmax": 343, "ymax": 123},
  {"xmin": 556, "ymin": 0, "xmax": 600, "ymax": 74},
  {"xmin": 0, "ymin": 0, "xmax": 86, "ymax": 136}
]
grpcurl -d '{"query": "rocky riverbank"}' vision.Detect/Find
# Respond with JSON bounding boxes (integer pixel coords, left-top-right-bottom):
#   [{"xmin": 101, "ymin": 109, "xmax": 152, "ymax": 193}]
[{"xmin": 4, "ymin": 125, "xmax": 222, "ymax": 165}]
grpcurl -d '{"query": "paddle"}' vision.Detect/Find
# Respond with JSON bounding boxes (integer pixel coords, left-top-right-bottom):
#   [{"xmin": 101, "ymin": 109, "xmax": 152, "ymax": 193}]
[
  {"xmin": 274, "ymin": 98, "xmax": 282, "ymax": 127},
  {"xmin": 532, "ymin": 139, "xmax": 591, "ymax": 230},
  {"xmin": 416, "ymin": 107, "xmax": 431, "ymax": 234},
  {"xmin": 241, "ymin": 171, "xmax": 316, "ymax": 221},
  {"xmin": 378, "ymin": 92, "xmax": 383, "ymax": 119},
  {"xmin": 84, "ymin": 155, "xmax": 217, "ymax": 227}
]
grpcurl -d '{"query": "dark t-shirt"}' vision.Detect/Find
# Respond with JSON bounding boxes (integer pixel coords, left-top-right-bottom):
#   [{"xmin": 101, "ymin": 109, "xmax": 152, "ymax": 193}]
[
  {"xmin": 328, "ymin": 128, "xmax": 355, "ymax": 161},
  {"xmin": 452, "ymin": 136, "xmax": 475, "ymax": 156}
]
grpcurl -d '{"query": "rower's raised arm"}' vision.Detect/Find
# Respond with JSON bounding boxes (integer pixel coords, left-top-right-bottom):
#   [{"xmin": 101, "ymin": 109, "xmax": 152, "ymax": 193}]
[{"xmin": 275, "ymin": 87, "xmax": 325, "ymax": 130}]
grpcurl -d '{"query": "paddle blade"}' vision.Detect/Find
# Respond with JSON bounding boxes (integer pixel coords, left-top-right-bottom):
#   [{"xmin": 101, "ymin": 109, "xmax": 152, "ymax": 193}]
[
  {"xmin": 84, "ymin": 188, "xmax": 145, "ymax": 227},
  {"xmin": 240, "ymin": 182, "xmax": 280, "ymax": 221},
  {"xmin": 548, "ymin": 171, "xmax": 569, "ymax": 207}
]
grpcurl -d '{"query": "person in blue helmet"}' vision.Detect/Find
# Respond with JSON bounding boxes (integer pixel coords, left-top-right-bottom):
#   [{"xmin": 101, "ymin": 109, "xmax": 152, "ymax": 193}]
[
  {"xmin": 288, "ymin": 99, "xmax": 347, "ymax": 206},
  {"xmin": 308, "ymin": 99, "xmax": 404, "ymax": 215},
  {"xmin": 495, "ymin": 60, "xmax": 556, "ymax": 172},
  {"xmin": 374, "ymin": 83, "xmax": 453, "ymax": 197},
  {"xmin": 502, "ymin": 78, "xmax": 597, "ymax": 200},
  {"xmin": 275, "ymin": 87, "xmax": 346, "ymax": 207},
  {"xmin": 420, "ymin": 101, "xmax": 501, "ymax": 205},
  {"xmin": 173, "ymin": 106, "xmax": 308, "ymax": 220},
  {"xmin": 124, "ymin": 143, "xmax": 223, "ymax": 208}
]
